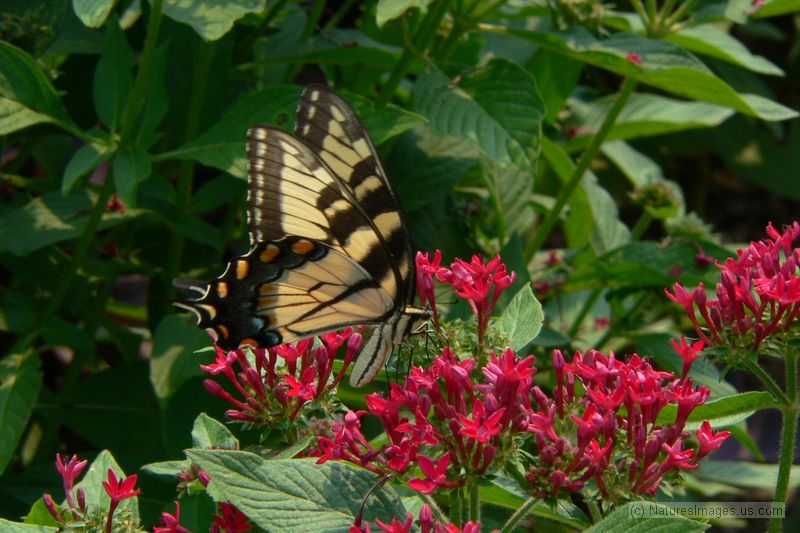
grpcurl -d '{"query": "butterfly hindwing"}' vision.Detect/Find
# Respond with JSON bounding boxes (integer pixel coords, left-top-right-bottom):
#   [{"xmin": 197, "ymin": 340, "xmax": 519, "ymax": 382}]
[{"xmin": 176, "ymin": 236, "xmax": 394, "ymax": 350}]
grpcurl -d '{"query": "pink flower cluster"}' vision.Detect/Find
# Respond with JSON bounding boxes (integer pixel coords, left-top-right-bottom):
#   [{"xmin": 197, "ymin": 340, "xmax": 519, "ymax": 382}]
[
  {"xmin": 351, "ymin": 503, "xmax": 493, "ymax": 533},
  {"xmin": 416, "ymin": 251, "xmax": 516, "ymax": 343},
  {"xmin": 201, "ymin": 329, "xmax": 362, "ymax": 423},
  {"xmin": 666, "ymin": 222, "xmax": 800, "ymax": 353},
  {"xmin": 312, "ymin": 342, "xmax": 729, "ymax": 501}
]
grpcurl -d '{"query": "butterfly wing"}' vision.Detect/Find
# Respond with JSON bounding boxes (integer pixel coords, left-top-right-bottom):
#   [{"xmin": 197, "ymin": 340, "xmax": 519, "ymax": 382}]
[
  {"xmin": 176, "ymin": 236, "xmax": 395, "ymax": 350},
  {"xmin": 293, "ymin": 84, "xmax": 416, "ymax": 304}
]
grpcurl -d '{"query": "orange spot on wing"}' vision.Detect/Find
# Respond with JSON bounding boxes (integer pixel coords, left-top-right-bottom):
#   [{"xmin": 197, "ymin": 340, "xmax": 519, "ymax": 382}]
[
  {"xmin": 260, "ymin": 245, "xmax": 280, "ymax": 263},
  {"xmin": 291, "ymin": 239, "xmax": 316, "ymax": 255},
  {"xmin": 236, "ymin": 260, "xmax": 249, "ymax": 279},
  {"xmin": 217, "ymin": 282, "xmax": 228, "ymax": 298},
  {"xmin": 216, "ymin": 324, "xmax": 230, "ymax": 339},
  {"xmin": 239, "ymin": 338, "xmax": 259, "ymax": 349}
]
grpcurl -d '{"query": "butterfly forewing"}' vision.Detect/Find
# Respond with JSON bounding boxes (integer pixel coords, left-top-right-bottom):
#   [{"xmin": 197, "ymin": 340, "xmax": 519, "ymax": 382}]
[{"xmin": 294, "ymin": 85, "xmax": 415, "ymax": 302}]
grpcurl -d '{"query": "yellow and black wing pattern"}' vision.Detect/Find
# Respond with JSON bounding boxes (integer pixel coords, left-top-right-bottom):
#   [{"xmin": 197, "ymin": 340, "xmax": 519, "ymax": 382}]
[{"xmin": 178, "ymin": 85, "xmax": 426, "ymax": 386}]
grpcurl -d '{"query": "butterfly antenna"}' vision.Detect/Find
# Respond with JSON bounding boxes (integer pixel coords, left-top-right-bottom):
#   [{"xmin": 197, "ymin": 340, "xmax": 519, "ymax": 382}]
[{"xmin": 356, "ymin": 474, "xmax": 393, "ymax": 525}]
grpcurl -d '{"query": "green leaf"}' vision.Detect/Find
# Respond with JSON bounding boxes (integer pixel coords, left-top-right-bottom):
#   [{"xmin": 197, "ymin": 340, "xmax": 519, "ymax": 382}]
[
  {"xmin": 376, "ymin": 0, "xmax": 433, "ymax": 27},
  {"xmin": 39, "ymin": 363, "xmax": 165, "ymax": 458},
  {"xmin": 481, "ymin": 476, "xmax": 589, "ymax": 527},
  {"xmin": 753, "ymin": 0, "xmax": 800, "ymax": 17},
  {"xmin": 191, "ymin": 413, "xmax": 238, "ymax": 450},
  {"xmin": 72, "ymin": 0, "xmax": 118, "ymax": 28},
  {"xmin": 388, "ymin": 127, "xmax": 477, "ymax": 212},
  {"xmin": 93, "ymin": 19, "xmax": 133, "ymax": 132},
  {"xmin": 413, "ymin": 59, "xmax": 544, "ymax": 237},
  {"xmin": 162, "ymin": 0, "xmax": 266, "ymax": 41},
  {"xmin": 0, "ymin": 353, "xmax": 42, "ymax": 475},
  {"xmin": 23, "ymin": 498, "xmax": 60, "ymax": 527},
  {"xmin": 141, "ymin": 460, "xmax": 189, "ymax": 478},
  {"xmin": 0, "ymin": 41, "xmax": 73, "ymax": 134},
  {"xmin": 112, "ymin": 146, "xmax": 152, "ymax": 206},
  {"xmin": 540, "ymin": 137, "xmax": 630, "ymax": 253},
  {"xmin": 508, "ymin": 27, "xmax": 798, "ymax": 121},
  {"xmin": 61, "ymin": 141, "xmax": 114, "ymax": 195},
  {"xmin": 0, "ymin": 190, "xmax": 138, "ymax": 256},
  {"xmin": 566, "ymin": 93, "xmax": 734, "ymax": 150},
  {"xmin": 601, "ymin": 140, "xmax": 667, "ymax": 187},
  {"xmin": 586, "ymin": 502, "xmax": 708, "ymax": 532},
  {"xmin": 163, "ymin": 86, "xmax": 301, "ymax": 177},
  {"xmin": 656, "ymin": 391, "xmax": 777, "ymax": 429},
  {"xmin": 342, "ymin": 91, "xmax": 427, "ymax": 146},
  {"xmin": 496, "ymin": 283, "xmax": 543, "ymax": 351},
  {"xmin": 696, "ymin": 460, "xmax": 800, "ymax": 489},
  {"xmin": 526, "ymin": 48, "xmax": 583, "ymax": 124},
  {"xmin": 191, "ymin": 175, "xmax": 244, "ymax": 213},
  {"xmin": 667, "ymin": 24, "xmax": 783, "ymax": 75},
  {"xmin": 73, "ymin": 450, "xmax": 139, "ymax": 520},
  {"xmin": 262, "ymin": 46, "xmax": 398, "ymax": 70},
  {"xmin": 0, "ymin": 519, "xmax": 57, "ymax": 533},
  {"xmin": 187, "ymin": 450, "xmax": 406, "ymax": 531},
  {"xmin": 150, "ymin": 315, "xmax": 212, "ymax": 407}
]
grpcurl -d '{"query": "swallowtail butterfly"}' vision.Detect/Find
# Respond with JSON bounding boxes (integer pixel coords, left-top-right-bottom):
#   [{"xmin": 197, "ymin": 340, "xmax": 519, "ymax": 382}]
[{"xmin": 177, "ymin": 84, "xmax": 428, "ymax": 386}]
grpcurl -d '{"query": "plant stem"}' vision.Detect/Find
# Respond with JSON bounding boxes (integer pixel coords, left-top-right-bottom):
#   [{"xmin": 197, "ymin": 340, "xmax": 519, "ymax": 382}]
[
  {"xmin": 377, "ymin": 0, "xmax": 449, "ymax": 108},
  {"xmin": 468, "ymin": 481, "xmax": 480, "ymax": 523},
  {"xmin": 525, "ymin": 77, "xmax": 638, "ymax": 260},
  {"xmin": 450, "ymin": 485, "xmax": 463, "ymax": 525},
  {"xmin": 769, "ymin": 346, "xmax": 798, "ymax": 533},
  {"xmin": 119, "ymin": 0, "xmax": 164, "ymax": 146},
  {"xmin": 629, "ymin": 210, "xmax": 654, "ymax": 240},
  {"xmin": 322, "ymin": 0, "xmax": 357, "ymax": 30},
  {"xmin": 500, "ymin": 496, "xmax": 538, "ymax": 533},
  {"xmin": 743, "ymin": 357, "xmax": 789, "ymax": 405}
]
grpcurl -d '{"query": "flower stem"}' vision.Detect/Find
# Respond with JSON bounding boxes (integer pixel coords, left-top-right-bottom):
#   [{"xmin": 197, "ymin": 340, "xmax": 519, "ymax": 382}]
[
  {"xmin": 525, "ymin": 77, "xmax": 638, "ymax": 260},
  {"xmin": 377, "ymin": 0, "xmax": 449, "ymax": 108},
  {"xmin": 743, "ymin": 357, "xmax": 789, "ymax": 405},
  {"xmin": 468, "ymin": 481, "xmax": 480, "ymax": 523},
  {"xmin": 499, "ymin": 496, "xmax": 538, "ymax": 533},
  {"xmin": 449, "ymin": 486, "xmax": 463, "ymax": 525},
  {"xmin": 769, "ymin": 347, "xmax": 798, "ymax": 533}
]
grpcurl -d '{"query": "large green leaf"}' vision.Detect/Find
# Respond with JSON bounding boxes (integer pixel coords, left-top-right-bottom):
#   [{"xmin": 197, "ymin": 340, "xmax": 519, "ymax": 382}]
[
  {"xmin": 507, "ymin": 27, "xmax": 797, "ymax": 121},
  {"xmin": 61, "ymin": 139, "xmax": 115, "ymax": 195},
  {"xmin": 657, "ymin": 391, "xmax": 777, "ymax": 429},
  {"xmin": 187, "ymin": 450, "xmax": 406, "ymax": 531},
  {"xmin": 387, "ymin": 126, "xmax": 477, "ymax": 212},
  {"xmin": 0, "ymin": 520, "xmax": 56, "ymax": 533},
  {"xmin": 162, "ymin": 0, "xmax": 266, "ymax": 41},
  {"xmin": 341, "ymin": 91, "xmax": 427, "ymax": 146},
  {"xmin": 566, "ymin": 93, "xmax": 734, "ymax": 150},
  {"xmin": 0, "ymin": 42, "xmax": 74, "ymax": 134},
  {"xmin": 413, "ymin": 59, "xmax": 544, "ymax": 238},
  {"xmin": 667, "ymin": 25, "xmax": 783, "ymax": 76},
  {"xmin": 0, "ymin": 353, "xmax": 42, "ymax": 475},
  {"xmin": 72, "ymin": 450, "xmax": 139, "ymax": 520},
  {"xmin": 585, "ymin": 502, "xmax": 708, "ymax": 532},
  {"xmin": 696, "ymin": 460, "xmax": 800, "ymax": 489},
  {"xmin": 0, "ymin": 190, "xmax": 138, "ymax": 256},
  {"xmin": 190, "ymin": 413, "xmax": 238, "ymax": 450},
  {"xmin": 92, "ymin": 18, "xmax": 132, "ymax": 132},
  {"xmin": 161, "ymin": 86, "xmax": 301, "ymax": 177},
  {"xmin": 150, "ymin": 315, "xmax": 213, "ymax": 407},
  {"xmin": 753, "ymin": 0, "xmax": 800, "ymax": 17}
]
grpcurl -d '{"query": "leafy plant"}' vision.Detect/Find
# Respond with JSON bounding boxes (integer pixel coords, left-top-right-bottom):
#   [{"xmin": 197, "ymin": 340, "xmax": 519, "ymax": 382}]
[{"xmin": 1, "ymin": 0, "xmax": 799, "ymax": 532}]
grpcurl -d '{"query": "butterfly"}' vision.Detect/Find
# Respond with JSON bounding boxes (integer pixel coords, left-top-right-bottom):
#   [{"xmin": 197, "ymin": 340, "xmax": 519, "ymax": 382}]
[{"xmin": 177, "ymin": 84, "xmax": 428, "ymax": 386}]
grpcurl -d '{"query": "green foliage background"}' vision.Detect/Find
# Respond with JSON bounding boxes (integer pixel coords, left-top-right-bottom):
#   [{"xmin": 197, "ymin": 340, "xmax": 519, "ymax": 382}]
[{"xmin": 1, "ymin": 0, "xmax": 799, "ymax": 530}]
